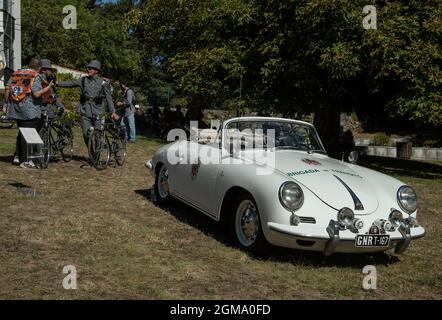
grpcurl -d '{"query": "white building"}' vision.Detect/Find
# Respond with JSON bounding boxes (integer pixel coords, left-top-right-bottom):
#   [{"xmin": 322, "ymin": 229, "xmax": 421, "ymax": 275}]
[{"xmin": 0, "ymin": 0, "xmax": 21, "ymax": 93}]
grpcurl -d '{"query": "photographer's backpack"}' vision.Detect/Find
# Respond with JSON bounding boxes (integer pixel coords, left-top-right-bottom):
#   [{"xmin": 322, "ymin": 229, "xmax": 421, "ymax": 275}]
[{"xmin": 8, "ymin": 69, "xmax": 40, "ymax": 103}]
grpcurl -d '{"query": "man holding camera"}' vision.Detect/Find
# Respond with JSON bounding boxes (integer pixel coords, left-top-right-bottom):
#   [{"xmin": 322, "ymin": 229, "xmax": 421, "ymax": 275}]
[
  {"xmin": 40, "ymin": 59, "xmax": 65, "ymax": 117},
  {"xmin": 57, "ymin": 60, "xmax": 119, "ymax": 147}
]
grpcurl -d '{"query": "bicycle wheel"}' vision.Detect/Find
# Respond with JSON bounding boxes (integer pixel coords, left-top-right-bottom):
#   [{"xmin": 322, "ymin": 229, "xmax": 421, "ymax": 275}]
[
  {"xmin": 61, "ymin": 128, "xmax": 74, "ymax": 162},
  {"xmin": 0, "ymin": 113, "xmax": 14, "ymax": 129},
  {"xmin": 39, "ymin": 127, "xmax": 52, "ymax": 169},
  {"xmin": 88, "ymin": 129, "xmax": 110, "ymax": 170},
  {"xmin": 113, "ymin": 135, "xmax": 127, "ymax": 166}
]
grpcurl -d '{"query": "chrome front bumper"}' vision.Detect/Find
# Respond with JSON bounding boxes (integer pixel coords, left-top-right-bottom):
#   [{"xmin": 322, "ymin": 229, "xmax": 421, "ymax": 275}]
[
  {"xmin": 323, "ymin": 219, "xmax": 425, "ymax": 256},
  {"xmin": 267, "ymin": 220, "xmax": 426, "ymax": 256},
  {"xmin": 145, "ymin": 160, "xmax": 154, "ymax": 173}
]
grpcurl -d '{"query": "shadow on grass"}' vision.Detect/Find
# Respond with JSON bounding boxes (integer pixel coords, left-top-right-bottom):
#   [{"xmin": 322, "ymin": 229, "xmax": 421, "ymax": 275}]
[
  {"xmin": 0, "ymin": 154, "xmax": 90, "ymax": 167},
  {"xmin": 9, "ymin": 182, "xmax": 32, "ymax": 189},
  {"xmin": 135, "ymin": 188, "xmax": 400, "ymax": 268},
  {"xmin": 359, "ymin": 155, "xmax": 442, "ymax": 180},
  {"xmin": 0, "ymin": 155, "xmax": 13, "ymax": 164},
  {"xmin": 137, "ymin": 130, "xmax": 168, "ymax": 145}
]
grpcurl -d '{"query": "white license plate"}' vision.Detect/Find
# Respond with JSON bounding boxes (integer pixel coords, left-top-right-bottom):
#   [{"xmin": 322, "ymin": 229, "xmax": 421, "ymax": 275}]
[{"xmin": 355, "ymin": 234, "xmax": 390, "ymax": 247}]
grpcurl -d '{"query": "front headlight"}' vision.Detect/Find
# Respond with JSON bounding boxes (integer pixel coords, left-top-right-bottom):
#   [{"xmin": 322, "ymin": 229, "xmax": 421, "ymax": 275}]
[
  {"xmin": 337, "ymin": 207, "xmax": 355, "ymax": 227},
  {"xmin": 389, "ymin": 210, "xmax": 403, "ymax": 227},
  {"xmin": 279, "ymin": 182, "xmax": 304, "ymax": 212},
  {"xmin": 397, "ymin": 186, "xmax": 418, "ymax": 214}
]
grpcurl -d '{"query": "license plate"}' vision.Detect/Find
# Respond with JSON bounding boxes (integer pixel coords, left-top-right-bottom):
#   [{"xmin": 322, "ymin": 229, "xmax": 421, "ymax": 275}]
[{"xmin": 355, "ymin": 234, "xmax": 390, "ymax": 247}]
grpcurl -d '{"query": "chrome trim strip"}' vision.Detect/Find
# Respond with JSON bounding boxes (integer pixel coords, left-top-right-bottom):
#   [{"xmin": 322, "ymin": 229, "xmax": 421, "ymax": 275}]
[{"xmin": 171, "ymin": 192, "xmax": 218, "ymax": 220}]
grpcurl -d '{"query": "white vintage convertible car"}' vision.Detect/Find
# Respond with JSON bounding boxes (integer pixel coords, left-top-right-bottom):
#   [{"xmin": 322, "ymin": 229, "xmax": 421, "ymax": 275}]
[{"xmin": 146, "ymin": 117, "xmax": 425, "ymax": 256}]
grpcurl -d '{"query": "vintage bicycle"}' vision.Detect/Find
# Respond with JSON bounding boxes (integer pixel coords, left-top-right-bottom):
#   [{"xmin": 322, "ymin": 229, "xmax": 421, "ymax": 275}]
[
  {"xmin": 88, "ymin": 117, "xmax": 127, "ymax": 170},
  {"xmin": 39, "ymin": 108, "xmax": 74, "ymax": 169}
]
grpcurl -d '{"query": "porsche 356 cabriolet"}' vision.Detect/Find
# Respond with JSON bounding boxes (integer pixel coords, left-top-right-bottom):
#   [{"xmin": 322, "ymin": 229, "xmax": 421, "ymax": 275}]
[{"xmin": 146, "ymin": 117, "xmax": 425, "ymax": 256}]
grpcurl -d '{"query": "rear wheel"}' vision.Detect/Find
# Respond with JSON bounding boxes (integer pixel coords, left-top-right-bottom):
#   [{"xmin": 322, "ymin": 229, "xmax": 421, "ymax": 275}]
[
  {"xmin": 61, "ymin": 129, "xmax": 74, "ymax": 162},
  {"xmin": 229, "ymin": 193, "xmax": 270, "ymax": 254},
  {"xmin": 39, "ymin": 127, "xmax": 52, "ymax": 169},
  {"xmin": 88, "ymin": 129, "xmax": 110, "ymax": 170},
  {"xmin": 0, "ymin": 114, "xmax": 13, "ymax": 129},
  {"xmin": 114, "ymin": 136, "xmax": 127, "ymax": 166},
  {"xmin": 154, "ymin": 164, "xmax": 172, "ymax": 204}
]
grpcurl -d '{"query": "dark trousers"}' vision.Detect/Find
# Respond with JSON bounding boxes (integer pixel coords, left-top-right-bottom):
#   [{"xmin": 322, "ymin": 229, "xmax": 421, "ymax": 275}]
[
  {"xmin": 80, "ymin": 115, "xmax": 104, "ymax": 147},
  {"xmin": 15, "ymin": 118, "xmax": 42, "ymax": 162}
]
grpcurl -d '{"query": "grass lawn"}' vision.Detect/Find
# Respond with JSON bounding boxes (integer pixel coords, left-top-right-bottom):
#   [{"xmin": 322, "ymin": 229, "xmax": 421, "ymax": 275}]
[{"xmin": 0, "ymin": 126, "xmax": 441, "ymax": 299}]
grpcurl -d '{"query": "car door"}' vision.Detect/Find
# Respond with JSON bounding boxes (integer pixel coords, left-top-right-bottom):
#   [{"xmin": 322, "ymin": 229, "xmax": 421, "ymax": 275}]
[{"xmin": 171, "ymin": 140, "xmax": 222, "ymax": 217}]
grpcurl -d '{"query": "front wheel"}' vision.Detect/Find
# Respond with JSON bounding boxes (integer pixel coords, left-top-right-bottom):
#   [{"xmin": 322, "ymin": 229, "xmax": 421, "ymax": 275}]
[
  {"xmin": 154, "ymin": 164, "xmax": 172, "ymax": 204},
  {"xmin": 88, "ymin": 129, "xmax": 110, "ymax": 170},
  {"xmin": 230, "ymin": 193, "xmax": 270, "ymax": 254}
]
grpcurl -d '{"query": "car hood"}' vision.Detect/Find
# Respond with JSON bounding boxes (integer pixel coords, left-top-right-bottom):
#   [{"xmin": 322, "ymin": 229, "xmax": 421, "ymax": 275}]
[{"xmin": 267, "ymin": 151, "xmax": 379, "ymax": 215}]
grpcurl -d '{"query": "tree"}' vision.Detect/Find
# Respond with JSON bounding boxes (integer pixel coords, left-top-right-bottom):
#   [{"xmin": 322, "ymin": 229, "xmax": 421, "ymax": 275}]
[
  {"xmin": 22, "ymin": 0, "xmax": 141, "ymax": 79},
  {"xmin": 127, "ymin": 0, "xmax": 441, "ymax": 156}
]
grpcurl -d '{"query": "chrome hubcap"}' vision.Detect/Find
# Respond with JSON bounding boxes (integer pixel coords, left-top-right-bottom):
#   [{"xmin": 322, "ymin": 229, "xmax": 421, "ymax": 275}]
[
  {"xmin": 235, "ymin": 200, "xmax": 259, "ymax": 247},
  {"xmin": 158, "ymin": 167, "xmax": 169, "ymax": 199}
]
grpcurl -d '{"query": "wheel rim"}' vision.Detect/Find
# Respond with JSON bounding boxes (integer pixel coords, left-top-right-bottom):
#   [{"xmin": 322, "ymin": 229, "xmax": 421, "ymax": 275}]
[
  {"xmin": 89, "ymin": 131, "xmax": 110, "ymax": 169},
  {"xmin": 114, "ymin": 139, "xmax": 127, "ymax": 166},
  {"xmin": 235, "ymin": 200, "xmax": 259, "ymax": 247},
  {"xmin": 157, "ymin": 166, "xmax": 169, "ymax": 199},
  {"xmin": 39, "ymin": 128, "xmax": 51, "ymax": 167}
]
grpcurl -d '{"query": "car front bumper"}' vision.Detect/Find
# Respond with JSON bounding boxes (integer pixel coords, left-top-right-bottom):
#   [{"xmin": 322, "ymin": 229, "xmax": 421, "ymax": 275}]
[
  {"xmin": 145, "ymin": 159, "xmax": 154, "ymax": 175},
  {"xmin": 266, "ymin": 221, "xmax": 426, "ymax": 255}
]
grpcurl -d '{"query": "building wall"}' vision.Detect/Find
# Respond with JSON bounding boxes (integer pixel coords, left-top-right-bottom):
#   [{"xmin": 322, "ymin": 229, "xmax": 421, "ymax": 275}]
[
  {"xmin": 0, "ymin": 0, "xmax": 21, "ymax": 93},
  {"xmin": 53, "ymin": 64, "xmax": 87, "ymax": 79}
]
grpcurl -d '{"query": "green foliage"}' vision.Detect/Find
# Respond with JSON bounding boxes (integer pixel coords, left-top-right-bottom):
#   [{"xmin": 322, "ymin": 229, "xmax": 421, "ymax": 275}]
[
  {"xmin": 21, "ymin": 0, "xmax": 441, "ymax": 133},
  {"xmin": 362, "ymin": 0, "xmax": 442, "ymax": 125},
  {"xmin": 55, "ymin": 73, "xmax": 81, "ymax": 111},
  {"xmin": 22, "ymin": 0, "xmax": 141, "ymax": 80},
  {"xmin": 126, "ymin": 0, "xmax": 441, "ymax": 127},
  {"xmin": 373, "ymin": 132, "xmax": 391, "ymax": 146},
  {"xmin": 63, "ymin": 110, "xmax": 81, "ymax": 125}
]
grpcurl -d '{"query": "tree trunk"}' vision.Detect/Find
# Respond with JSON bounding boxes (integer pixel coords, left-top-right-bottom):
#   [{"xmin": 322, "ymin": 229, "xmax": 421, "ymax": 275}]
[{"xmin": 314, "ymin": 106, "xmax": 342, "ymax": 159}]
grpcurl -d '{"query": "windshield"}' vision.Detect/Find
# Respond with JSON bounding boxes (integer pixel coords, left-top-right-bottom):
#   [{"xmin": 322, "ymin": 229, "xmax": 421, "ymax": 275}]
[{"xmin": 224, "ymin": 120, "xmax": 326, "ymax": 153}]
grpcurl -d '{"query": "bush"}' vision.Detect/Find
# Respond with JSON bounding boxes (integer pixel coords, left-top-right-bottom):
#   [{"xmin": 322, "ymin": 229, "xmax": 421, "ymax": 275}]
[
  {"xmin": 63, "ymin": 111, "xmax": 81, "ymax": 125},
  {"xmin": 56, "ymin": 73, "xmax": 81, "ymax": 111},
  {"xmin": 373, "ymin": 132, "xmax": 391, "ymax": 146}
]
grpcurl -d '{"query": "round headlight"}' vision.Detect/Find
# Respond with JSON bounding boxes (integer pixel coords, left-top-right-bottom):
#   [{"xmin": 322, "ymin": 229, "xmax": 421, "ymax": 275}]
[
  {"xmin": 279, "ymin": 182, "xmax": 304, "ymax": 212},
  {"xmin": 397, "ymin": 186, "xmax": 417, "ymax": 214},
  {"xmin": 337, "ymin": 207, "xmax": 354, "ymax": 227},
  {"xmin": 389, "ymin": 210, "xmax": 403, "ymax": 228}
]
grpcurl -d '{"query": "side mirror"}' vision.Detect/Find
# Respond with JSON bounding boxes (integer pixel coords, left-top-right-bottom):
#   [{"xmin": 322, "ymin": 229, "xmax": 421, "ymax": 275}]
[{"xmin": 348, "ymin": 151, "xmax": 359, "ymax": 164}]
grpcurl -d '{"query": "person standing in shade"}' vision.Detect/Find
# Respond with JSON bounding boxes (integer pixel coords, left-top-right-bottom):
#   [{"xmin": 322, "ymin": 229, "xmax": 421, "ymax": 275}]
[
  {"xmin": 57, "ymin": 60, "xmax": 119, "ymax": 148},
  {"xmin": 117, "ymin": 81, "xmax": 136, "ymax": 143}
]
